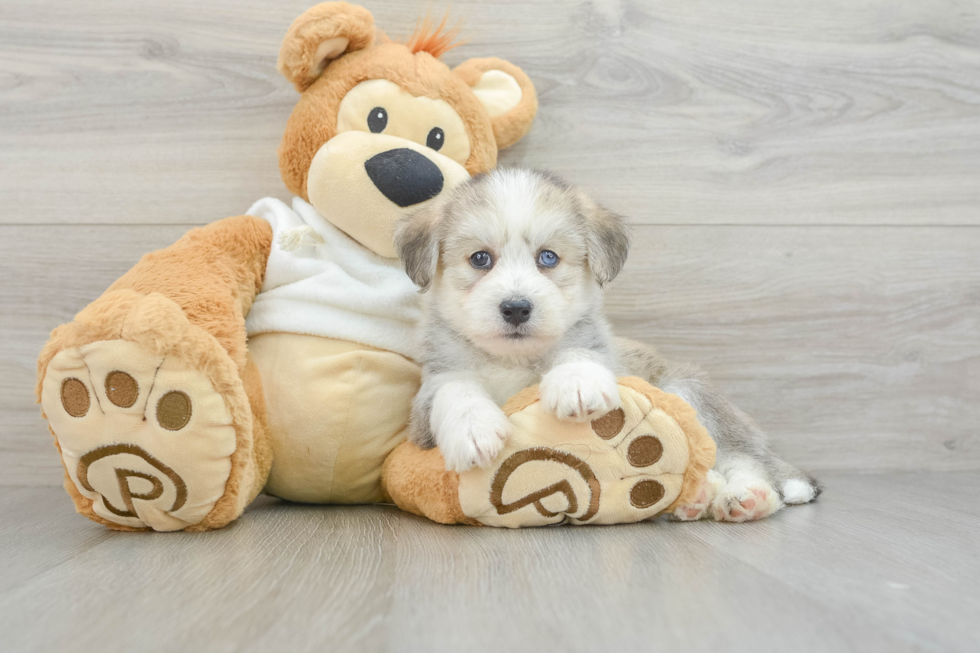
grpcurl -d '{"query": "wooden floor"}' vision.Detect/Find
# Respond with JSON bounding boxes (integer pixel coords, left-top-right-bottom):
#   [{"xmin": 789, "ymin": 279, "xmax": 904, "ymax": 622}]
[
  {"xmin": 0, "ymin": 472, "xmax": 977, "ymax": 652},
  {"xmin": 2, "ymin": 1, "xmax": 979, "ymax": 651}
]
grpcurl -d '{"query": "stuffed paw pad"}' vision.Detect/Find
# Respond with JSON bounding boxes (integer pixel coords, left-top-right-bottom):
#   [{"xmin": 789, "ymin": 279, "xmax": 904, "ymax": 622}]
[
  {"xmin": 456, "ymin": 381, "xmax": 709, "ymax": 527},
  {"xmin": 41, "ymin": 340, "xmax": 237, "ymax": 531}
]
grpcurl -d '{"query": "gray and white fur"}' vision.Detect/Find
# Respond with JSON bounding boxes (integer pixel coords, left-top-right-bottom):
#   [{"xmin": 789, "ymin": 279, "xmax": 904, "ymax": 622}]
[{"xmin": 395, "ymin": 168, "xmax": 819, "ymax": 521}]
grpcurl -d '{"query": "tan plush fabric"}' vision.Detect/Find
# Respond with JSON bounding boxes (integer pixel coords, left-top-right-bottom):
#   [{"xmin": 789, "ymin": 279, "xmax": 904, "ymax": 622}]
[
  {"xmin": 249, "ymin": 332, "xmax": 420, "ymax": 504},
  {"xmin": 382, "ymin": 378, "xmax": 716, "ymax": 528},
  {"xmin": 43, "ymin": 340, "xmax": 238, "ymax": 531},
  {"xmin": 304, "ymin": 130, "xmax": 469, "ymax": 258},
  {"xmin": 460, "ymin": 384, "xmax": 696, "ymax": 527},
  {"xmin": 336, "ymin": 79, "xmax": 472, "ymax": 165},
  {"xmin": 617, "ymin": 377, "xmax": 717, "ymax": 512}
]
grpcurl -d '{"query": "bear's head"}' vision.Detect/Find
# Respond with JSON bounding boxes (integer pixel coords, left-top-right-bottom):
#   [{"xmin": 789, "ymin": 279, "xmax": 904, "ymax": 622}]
[{"xmin": 276, "ymin": 2, "xmax": 538, "ymax": 258}]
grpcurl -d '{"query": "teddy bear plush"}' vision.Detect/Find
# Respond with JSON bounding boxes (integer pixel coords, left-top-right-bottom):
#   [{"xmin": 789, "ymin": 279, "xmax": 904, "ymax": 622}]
[{"xmin": 36, "ymin": 2, "xmax": 714, "ymax": 532}]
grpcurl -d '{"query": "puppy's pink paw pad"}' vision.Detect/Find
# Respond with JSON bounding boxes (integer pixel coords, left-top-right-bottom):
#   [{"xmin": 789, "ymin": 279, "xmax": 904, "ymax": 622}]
[
  {"xmin": 679, "ymin": 506, "xmax": 703, "ymax": 520},
  {"xmin": 668, "ymin": 470, "xmax": 724, "ymax": 522},
  {"xmin": 713, "ymin": 483, "xmax": 782, "ymax": 523}
]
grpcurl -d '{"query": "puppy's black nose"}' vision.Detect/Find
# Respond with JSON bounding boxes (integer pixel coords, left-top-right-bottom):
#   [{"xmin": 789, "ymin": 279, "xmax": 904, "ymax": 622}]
[
  {"xmin": 500, "ymin": 299, "xmax": 532, "ymax": 326},
  {"xmin": 364, "ymin": 148, "xmax": 444, "ymax": 207}
]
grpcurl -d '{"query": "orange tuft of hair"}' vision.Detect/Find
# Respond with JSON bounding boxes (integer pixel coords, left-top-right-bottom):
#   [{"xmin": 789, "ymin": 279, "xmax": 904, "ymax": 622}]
[{"xmin": 405, "ymin": 9, "xmax": 466, "ymax": 59}]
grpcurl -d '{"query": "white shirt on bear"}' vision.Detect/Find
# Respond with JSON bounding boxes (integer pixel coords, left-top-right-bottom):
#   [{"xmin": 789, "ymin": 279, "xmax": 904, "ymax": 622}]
[{"xmin": 245, "ymin": 197, "xmax": 421, "ymax": 360}]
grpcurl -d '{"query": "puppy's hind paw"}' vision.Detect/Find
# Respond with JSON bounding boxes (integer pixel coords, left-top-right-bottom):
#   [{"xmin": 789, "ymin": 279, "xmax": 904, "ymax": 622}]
[
  {"xmin": 669, "ymin": 470, "xmax": 724, "ymax": 521},
  {"xmin": 712, "ymin": 480, "xmax": 782, "ymax": 522}
]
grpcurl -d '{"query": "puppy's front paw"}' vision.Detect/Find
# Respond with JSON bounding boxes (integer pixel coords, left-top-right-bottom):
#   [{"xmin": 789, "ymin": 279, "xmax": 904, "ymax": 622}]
[
  {"xmin": 432, "ymin": 388, "xmax": 510, "ymax": 473},
  {"xmin": 541, "ymin": 361, "xmax": 621, "ymax": 422},
  {"xmin": 439, "ymin": 407, "xmax": 510, "ymax": 473}
]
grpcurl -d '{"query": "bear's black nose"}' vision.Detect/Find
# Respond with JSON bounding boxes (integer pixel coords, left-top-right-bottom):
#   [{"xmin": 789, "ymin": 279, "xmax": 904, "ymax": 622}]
[
  {"xmin": 500, "ymin": 299, "xmax": 533, "ymax": 326},
  {"xmin": 364, "ymin": 148, "xmax": 444, "ymax": 207}
]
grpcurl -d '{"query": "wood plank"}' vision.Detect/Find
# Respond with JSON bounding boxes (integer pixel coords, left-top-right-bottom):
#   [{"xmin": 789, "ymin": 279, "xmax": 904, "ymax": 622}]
[
  {"xmin": 2, "ymin": 0, "xmax": 979, "ymax": 226},
  {"xmin": 0, "ymin": 473, "xmax": 977, "ymax": 652},
  {"xmin": 607, "ymin": 225, "xmax": 980, "ymax": 473},
  {"xmin": 2, "ymin": 223, "xmax": 977, "ymax": 486},
  {"xmin": 0, "ymin": 487, "xmax": 112, "ymax": 595}
]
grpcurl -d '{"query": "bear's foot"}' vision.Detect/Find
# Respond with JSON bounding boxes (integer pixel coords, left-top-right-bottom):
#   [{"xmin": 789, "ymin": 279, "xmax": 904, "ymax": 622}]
[
  {"xmin": 39, "ymin": 292, "xmax": 260, "ymax": 531},
  {"xmin": 384, "ymin": 377, "xmax": 716, "ymax": 527}
]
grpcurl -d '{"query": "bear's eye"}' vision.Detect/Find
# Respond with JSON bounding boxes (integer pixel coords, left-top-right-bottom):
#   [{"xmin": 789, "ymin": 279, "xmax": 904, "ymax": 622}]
[
  {"xmin": 367, "ymin": 107, "xmax": 388, "ymax": 133},
  {"xmin": 537, "ymin": 250, "xmax": 559, "ymax": 268},
  {"xmin": 427, "ymin": 127, "xmax": 445, "ymax": 151},
  {"xmin": 470, "ymin": 251, "xmax": 493, "ymax": 269}
]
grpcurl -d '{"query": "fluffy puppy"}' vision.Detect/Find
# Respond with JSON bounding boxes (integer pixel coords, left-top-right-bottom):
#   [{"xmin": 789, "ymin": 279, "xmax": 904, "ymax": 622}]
[
  {"xmin": 397, "ymin": 168, "xmax": 822, "ymax": 522},
  {"xmin": 395, "ymin": 168, "xmax": 630, "ymax": 472}
]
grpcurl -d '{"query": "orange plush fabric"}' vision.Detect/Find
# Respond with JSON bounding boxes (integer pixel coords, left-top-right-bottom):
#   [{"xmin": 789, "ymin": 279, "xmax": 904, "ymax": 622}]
[
  {"xmin": 37, "ymin": 217, "xmax": 274, "ymax": 530},
  {"xmin": 278, "ymin": 2, "xmax": 376, "ymax": 91},
  {"xmin": 382, "ymin": 443, "xmax": 477, "ymax": 526}
]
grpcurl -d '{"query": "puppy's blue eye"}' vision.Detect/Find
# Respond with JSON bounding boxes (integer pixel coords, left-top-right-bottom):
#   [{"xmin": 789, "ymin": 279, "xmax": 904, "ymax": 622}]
[
  {"xmin": 537, "ymin": 250, "xmax": 559, "ymax": 268},
  {"xmin": 470, "ymin": 251, "xmax": 493, "ymax": 269}
]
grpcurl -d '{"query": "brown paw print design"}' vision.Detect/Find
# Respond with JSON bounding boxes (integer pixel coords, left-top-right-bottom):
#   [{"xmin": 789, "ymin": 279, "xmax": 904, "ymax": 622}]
[
  {"xmin": 455, "ymin": 377, "xmax": 715, "ymax": 528},
  {"xmin": 41, "ymin": 340, "xmax": 238, "ymax": 531}
]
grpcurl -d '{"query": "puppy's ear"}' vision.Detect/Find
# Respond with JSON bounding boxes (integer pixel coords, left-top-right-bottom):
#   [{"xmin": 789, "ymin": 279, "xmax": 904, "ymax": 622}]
[
  {"xmin": 278, "ymin": 2, "xmax": 376, "ymax": 91},
  {"xmin": 580, "ymin": 194, "xmax": 632, "ymax": 287},
  {"xmin": 394, "ymin": 202, "xmax": 443, "ymax": 292}
]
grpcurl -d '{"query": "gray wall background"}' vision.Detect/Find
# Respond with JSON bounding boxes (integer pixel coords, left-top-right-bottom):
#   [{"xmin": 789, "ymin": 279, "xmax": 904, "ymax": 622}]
[{"xmin": 2, "ymin": 0, "xmax": 978, "ymax": 485}]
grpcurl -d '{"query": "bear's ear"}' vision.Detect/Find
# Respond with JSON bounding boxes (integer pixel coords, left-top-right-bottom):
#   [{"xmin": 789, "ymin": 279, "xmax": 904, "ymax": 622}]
[
  {"xmin": 454, "ymin": 57, "xmax": 538, "ymax": 150},
  {"xmin": 278, "ymin": 2, "xmax": 376, "ymax": 91}
]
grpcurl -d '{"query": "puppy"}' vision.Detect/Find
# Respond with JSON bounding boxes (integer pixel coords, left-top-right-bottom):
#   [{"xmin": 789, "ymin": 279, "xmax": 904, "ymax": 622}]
[
  {"xmin": 396, "ymin": 168, "xmax": 822, "ymax": 522},
  {"xmin": 395, "ymin": 168, "xmax": 630, "ymax": 472}
]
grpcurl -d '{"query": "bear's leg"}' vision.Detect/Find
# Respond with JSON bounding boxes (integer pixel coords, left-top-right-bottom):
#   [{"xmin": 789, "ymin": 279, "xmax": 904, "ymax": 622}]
[
  {"xmin": 382, "ymin": 378, "xmax": 716, "ymax": 527},
  {"xmin": 382, "ymin": 442, "xmax": 477, "ymax": 525},
  {"xmin": 37, "ymin": 216, "xmax": 273, "ymax": 531}
]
